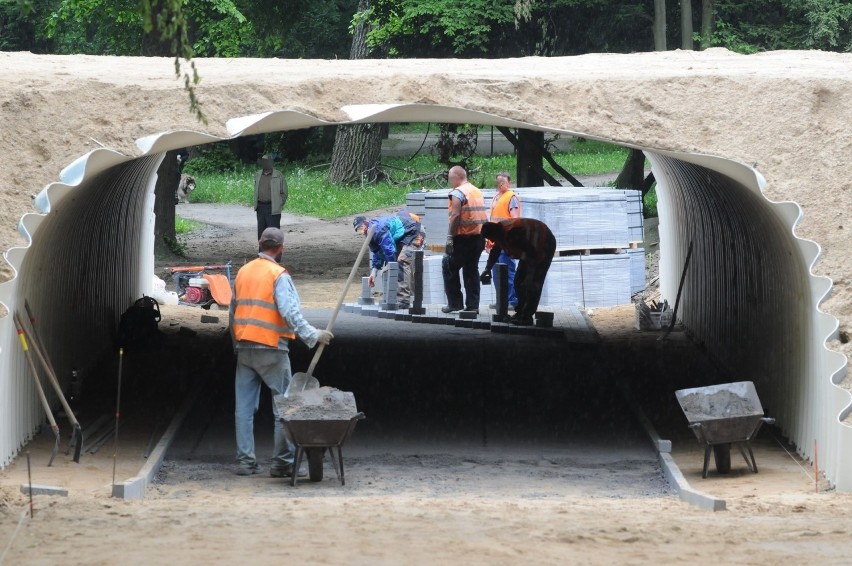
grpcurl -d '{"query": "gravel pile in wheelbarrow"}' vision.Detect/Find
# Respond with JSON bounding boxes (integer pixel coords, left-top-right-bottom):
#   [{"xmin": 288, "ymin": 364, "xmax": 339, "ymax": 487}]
[
  {"xmin": 274, "ymin": 386, "xmax": 358, "ymax": 421},
  {"xmin": 678, "ymin": 389, "xmax": 758, "ymax": 420}
]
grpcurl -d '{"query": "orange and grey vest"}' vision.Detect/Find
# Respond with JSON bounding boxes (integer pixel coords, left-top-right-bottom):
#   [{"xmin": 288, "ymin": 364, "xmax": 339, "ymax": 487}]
[
  {"xmin": 490, "ymin": 190, "xmax": 521, "ymax": 220},
  {"xmin": 451, "ymin": 182, "xmax": 488, "ymax": 235},
  {"xmin": 232, "ymin": 258, "xmax": 296, "ymax": 347}
]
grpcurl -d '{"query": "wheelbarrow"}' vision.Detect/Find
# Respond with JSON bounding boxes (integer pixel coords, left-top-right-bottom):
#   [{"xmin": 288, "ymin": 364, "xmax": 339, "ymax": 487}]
[
  {"xmin": 675, "ymin": 381, "xmax": 775, "ymax": 478},
  {"xmin": 280, "ymin": 412, "xmax": 365, "ymax": 487}
]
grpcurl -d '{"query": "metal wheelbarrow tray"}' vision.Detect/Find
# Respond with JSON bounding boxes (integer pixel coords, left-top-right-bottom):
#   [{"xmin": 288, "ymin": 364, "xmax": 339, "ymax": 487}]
[
  {"xmin": 675, "ymin": 381, "xmax": 775, "ymax": 478},
  {"xmin": 281, "ymin": 412, "xmax": 365, "ymax": 487}
]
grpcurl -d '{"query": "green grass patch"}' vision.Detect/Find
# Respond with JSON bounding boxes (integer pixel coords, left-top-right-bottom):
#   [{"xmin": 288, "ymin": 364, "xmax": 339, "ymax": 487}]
[
  {"xmin": 550, "ymin": 139, "xmax": 629, "ymax": 176},
  {"xmin": 643, "ymin": 186, "xmax": 658, "ymax": 218},
  {"xmin": 175, "ymin": 216, "xmax": 203, "ymax": 234}
]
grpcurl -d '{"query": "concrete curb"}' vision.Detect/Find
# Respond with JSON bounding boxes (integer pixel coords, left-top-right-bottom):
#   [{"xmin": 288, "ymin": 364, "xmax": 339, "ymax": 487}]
[
  {"xmin": 111, "ymin": 379, "xmax": 202, "ymax": 500},
  {"xmin": 20, "ymin": 484, "xmax": 68, "ymax": 497},
  {"xmin": 659, "ymin": 453, "xmax": 726, "ymax": 511},
  {"xmin": 617, "ymin": 381, "xmax": 726, "ymax": 512}
]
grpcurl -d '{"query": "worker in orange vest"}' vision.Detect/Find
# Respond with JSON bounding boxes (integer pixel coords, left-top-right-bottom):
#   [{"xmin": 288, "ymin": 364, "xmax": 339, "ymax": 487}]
[
  {"xmin": 442, "ymin": 165, "xmax": 488, "ymax": 314},
  {"xmin": 480, "ymin": 218, "xmax": 556, "ymax": 325},
  {"xmin": 486, "ymin": 171, "xmax": 521, "ymax": 310},
  {"xmin": 230, "ymin": 227, "xmax": 333, "ymax": 478}
]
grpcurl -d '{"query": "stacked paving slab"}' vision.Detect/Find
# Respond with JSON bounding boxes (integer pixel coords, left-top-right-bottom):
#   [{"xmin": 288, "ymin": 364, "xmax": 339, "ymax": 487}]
[{"xmin": 407, "ymin": 187, "xmax": 645, "ymax": 309}]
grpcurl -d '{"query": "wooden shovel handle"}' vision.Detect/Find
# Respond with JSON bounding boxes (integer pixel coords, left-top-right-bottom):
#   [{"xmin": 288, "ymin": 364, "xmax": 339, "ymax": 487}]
[
  {"xmin": 305, "ymin": 224, "xmax": 376, "ymax": 377},
  {"xmin": 13, "ymin": 312, "xmax": 58, "ymax": 430},
  {"xmin": 22, "ymin": 302, "xmax": 80, "ymax": 428}
]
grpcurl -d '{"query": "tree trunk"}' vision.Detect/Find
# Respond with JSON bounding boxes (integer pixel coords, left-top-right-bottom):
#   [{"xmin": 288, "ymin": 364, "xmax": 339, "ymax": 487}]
[
  {"xmin": 154, "ymin": 150, "xmax": 179, "ymax": 257},
  {"xmin": 654, "ymin": 0, "xmax": 667, "ymax": 51},
  {"xmin": 681, "ymin": 0, "xmax": 694, "ymax": 50},
  {"xmin": 614, "ymin": 149, "xmax": 647, "ymax": 190},
  {"xmin": 328, "ymin": 0, "xmax": 383, "ymax": 185},
  {"xmin": 328, "ymin": 123, "xmax": 383, "ymax": 184},
  {"xmin": 700, "ymin": 0, "xmax": 716, "ymax": 50},
  {"xmin": 517, "ymin": 130, "xmax": 545, "ymax": 188}
]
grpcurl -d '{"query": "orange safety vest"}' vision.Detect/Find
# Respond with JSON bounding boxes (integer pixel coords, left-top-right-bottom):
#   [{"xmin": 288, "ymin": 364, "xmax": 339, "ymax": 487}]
[
  {"xmin": 450, "ymin": 182, "xmax": 488, "ymax": 235},
  {"xmin": 490, "ymin": 190, "xmax": 521, "ymax": 220},
  {"xmin": 232, "ymin": 258, "xmax": 296, "ymax": 346}
]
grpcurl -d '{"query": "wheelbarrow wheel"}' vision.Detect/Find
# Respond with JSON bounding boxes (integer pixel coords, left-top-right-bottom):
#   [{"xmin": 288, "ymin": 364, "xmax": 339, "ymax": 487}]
[
  {"xmin": 714, "ymin": 443, "xmax": 732, "ymax": 474},
  {"xmin": 307, "ymin": 448, "xmax": 324, "ymax": 482}
]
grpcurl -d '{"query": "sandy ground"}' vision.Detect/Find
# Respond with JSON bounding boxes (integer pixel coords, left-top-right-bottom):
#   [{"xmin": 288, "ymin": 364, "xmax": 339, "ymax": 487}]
[{"xmin": 2, "ymin": 202, "xmax": 852, "ymax": 565}]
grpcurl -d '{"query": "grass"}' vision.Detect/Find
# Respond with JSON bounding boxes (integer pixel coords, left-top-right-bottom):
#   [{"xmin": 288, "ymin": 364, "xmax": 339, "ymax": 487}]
[
  {"xmin": 184, "ymin": 138, "xmax": 640, "ymax": 220},
  {"xmin": 175, "ymin": 216, "xmax": 203, "ymax": 234}
]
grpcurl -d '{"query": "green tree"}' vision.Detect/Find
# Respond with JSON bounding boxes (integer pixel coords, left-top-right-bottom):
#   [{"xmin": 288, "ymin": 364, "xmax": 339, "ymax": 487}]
[
  {"xmin": 704, "ymin": 0, "xmax": 851, "ymax": 52},
  {"xmin": 367, "ymin": 0, "xmax": 517, "ymax": 56}
]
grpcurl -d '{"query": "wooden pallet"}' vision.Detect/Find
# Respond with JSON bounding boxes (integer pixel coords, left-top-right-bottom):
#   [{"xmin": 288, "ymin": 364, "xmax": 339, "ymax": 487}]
[{"xmin": 554, "ymin": 246, "xmax": 623, "ymax": 257}]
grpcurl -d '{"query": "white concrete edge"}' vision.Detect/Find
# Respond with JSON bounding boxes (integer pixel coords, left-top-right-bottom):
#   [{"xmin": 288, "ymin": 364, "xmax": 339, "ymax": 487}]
[
  {"xmin": 659, "ymin": 453, "xmax": 726, "ymax": 511},
  {"xmin": 112, "ymin": 379, "xmax": 203, "ymax": 500},
  {"xmin": 19, "ymin": 484, "xmax": 68, "ymax": 497},
  {"xmin": 616, "ymin": 381, "xmax": 726, "ymax": 511}
]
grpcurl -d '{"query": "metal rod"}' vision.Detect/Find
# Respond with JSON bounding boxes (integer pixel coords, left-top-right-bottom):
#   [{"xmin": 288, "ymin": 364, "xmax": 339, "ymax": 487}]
[
  {"xmin": 112, "ymin": 348, "xmax": 124, "ymax": 490},
  {"xmin": 26, "ymin": 451, "xmax": 33, "ymax": 518},
  {"xmin": 660, "ymin": 240, "xmax": 693, "ymax": 341}
]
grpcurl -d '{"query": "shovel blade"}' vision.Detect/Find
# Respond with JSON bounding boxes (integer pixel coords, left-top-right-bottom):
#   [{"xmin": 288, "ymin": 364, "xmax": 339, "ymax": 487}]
[{"xmin": 284, "ymin": 372, "xmax": 320, "ymax": 398}]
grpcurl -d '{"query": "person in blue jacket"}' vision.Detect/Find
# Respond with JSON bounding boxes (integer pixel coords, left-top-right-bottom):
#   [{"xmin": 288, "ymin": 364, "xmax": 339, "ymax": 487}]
[{"xmin": 353, "ymin": 211, "xmax": 424, "ymax": 308}]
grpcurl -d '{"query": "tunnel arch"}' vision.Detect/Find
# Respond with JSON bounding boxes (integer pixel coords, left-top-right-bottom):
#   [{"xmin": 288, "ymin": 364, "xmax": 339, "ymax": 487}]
[{"xmin": 0, "ymin": 104, "xmax": 848, "ymax": 490}]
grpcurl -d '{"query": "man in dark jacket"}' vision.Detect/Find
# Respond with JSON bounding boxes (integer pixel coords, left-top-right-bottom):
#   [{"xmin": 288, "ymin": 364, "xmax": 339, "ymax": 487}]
[
  {"xmin": 480, "ymin": 218, "xmax": 556, "ymax": 325},
  {"xmin": 353, "ymin": 211, "xmax": 423, "ymax": 308}
]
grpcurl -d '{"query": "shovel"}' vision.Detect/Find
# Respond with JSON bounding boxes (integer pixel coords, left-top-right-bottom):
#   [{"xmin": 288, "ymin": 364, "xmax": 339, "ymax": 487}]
[
  {"xmin": 22, "ymin": 302, "xmax": 84, "ymax": 462},
  {"xmin": 285, "ymin": 223, "xmax": 376, "ymax": 397},
  {"xmin": 13, "ymin": 312, "xmax": 60, "ymax": 466}
]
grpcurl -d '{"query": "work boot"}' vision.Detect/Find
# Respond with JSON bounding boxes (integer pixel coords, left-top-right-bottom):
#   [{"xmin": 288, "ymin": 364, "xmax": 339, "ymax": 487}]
[
  {"xmin": 234, "ymin": 463, "xmax": 263, "ymax": 476},
  {"xmin": 461, "ymin": 307, "xmax": 479, "ymax": 315},
  {"xmin": 509, "ymin": 314, "xmax": 533, "ymax": 326},
  {"xmin": 441, "ymin": 305, "xmax": 462, "ymax": 314}
]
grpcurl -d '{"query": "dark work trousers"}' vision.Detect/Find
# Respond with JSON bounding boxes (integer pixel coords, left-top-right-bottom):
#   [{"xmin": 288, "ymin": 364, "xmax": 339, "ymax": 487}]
[
  {"xmin": 442, "ymin": 234, "xmax": 485, "ymax": 310},
  {"xmin": 514, "ymin": 232, "xmax": 557, "ymax": 319},
  {"xmin": 256, "ymin": 202, "xmax": 281, "ymax": 240}
]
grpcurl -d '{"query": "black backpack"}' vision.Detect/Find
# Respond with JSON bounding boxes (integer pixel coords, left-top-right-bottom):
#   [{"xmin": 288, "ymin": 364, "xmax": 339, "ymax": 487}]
[{"xmin": 117, "ymin": 296, "xmax": 162, "ymax": 350}]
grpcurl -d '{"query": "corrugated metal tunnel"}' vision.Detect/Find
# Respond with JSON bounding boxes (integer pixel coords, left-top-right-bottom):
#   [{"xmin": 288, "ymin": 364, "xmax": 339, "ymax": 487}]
[{"xmin": 0, "ymin": 106, "xmax": 848, "ymax": 490}]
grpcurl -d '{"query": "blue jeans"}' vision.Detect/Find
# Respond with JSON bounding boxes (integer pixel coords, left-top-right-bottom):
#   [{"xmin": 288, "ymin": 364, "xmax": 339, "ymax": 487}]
[
  {"xmin": 234, "ymin": 348, "xmax": 294, "ymax": 469},
  {"xmin": 491, "ymin": 250, "xmax": 518, "ymax": 306}
]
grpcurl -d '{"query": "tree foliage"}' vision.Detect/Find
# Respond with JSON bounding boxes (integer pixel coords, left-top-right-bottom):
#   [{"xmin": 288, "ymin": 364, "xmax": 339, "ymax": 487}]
[{"xmin": 3, "ymin": 0, "xmax": 849, "ymax": 61}]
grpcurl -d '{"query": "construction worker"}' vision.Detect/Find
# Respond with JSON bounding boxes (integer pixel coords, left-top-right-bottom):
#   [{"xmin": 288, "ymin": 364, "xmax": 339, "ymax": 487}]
[
  {"xmin": 486, "ymin": 171, "xmax": 521, "ymax": 310},
  {"xmin": 442, "ymin": 165, "xmax": 488, "ymax": 314},
  {"xmin": 353, "ymin": 210, "xmax": 423, "ymax": 309},
  {"xmin": 480, "ymin": 218, "xmax": 556, "ymax": 326},
  {"xmin": 230, "ymin": 227, "xmax": 333, "ymax": 478}
]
